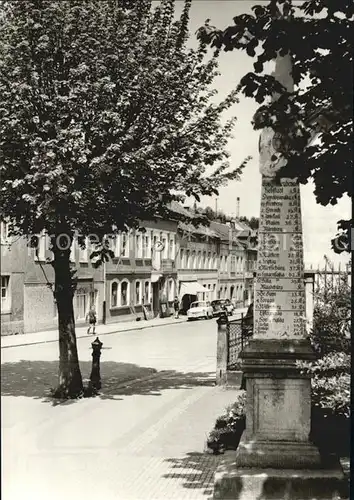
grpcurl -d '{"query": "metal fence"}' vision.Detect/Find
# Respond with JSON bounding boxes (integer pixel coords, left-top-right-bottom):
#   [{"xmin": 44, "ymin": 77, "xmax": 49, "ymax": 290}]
[{"xmin": 226, "ymin": 314, "xmax": 253, "ymax": 370}]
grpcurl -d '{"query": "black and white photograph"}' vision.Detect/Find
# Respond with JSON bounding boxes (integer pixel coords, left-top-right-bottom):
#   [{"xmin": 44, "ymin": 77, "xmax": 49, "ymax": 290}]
[{"xmin": 0, "ymin": 1, "xmax": 351, "ymax": 499}]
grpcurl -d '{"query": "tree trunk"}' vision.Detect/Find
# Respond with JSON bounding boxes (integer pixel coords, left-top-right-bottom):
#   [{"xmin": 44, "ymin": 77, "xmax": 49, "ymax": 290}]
[{"xmin": 51, "ymin": 233, "xmax": 83, "ymax": 399}]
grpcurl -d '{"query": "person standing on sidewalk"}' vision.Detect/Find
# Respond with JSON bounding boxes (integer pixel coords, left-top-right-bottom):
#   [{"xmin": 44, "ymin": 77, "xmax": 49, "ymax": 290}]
[
  {"xmin": 173, "ymin": 296, "xmax": 180, "ymax": 319},
  {"xmin": 87, "ymin": 306, "xmax": 97, "ymax": 335}
]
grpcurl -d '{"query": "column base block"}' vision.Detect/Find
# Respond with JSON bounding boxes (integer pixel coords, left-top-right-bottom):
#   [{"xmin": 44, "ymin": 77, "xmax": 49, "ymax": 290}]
[
  {"xmin": 214, "ymin": 461, "xmax": 347, "ymax": 500},
  {"xmin": 235, "ymin": 439, "xmax": 321, "ymax": 469}
]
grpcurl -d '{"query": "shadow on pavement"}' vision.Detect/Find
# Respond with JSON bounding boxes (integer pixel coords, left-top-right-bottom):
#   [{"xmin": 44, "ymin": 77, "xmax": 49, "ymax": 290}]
[
  {"xmin": 163, "ymin": 452, "xmax": 221, "ymax": 499},
  {"xmin": 1, "ymin": 360, "xmax": 215, "ymax": 403}
]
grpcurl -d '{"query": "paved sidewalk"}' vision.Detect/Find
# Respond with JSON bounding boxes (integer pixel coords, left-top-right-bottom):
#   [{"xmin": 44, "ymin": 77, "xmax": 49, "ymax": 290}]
[{"xmin": 1, "ymin": 307, "xmax": 248, "ymax": 349}]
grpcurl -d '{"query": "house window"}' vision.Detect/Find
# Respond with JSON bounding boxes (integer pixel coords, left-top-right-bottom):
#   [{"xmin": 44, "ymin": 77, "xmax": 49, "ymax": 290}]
[
  {"xmin": 198, "ymin": 251, "xmax": 202, "ymax": 269},
  {"xmin": 143, "ymin": 234, "xmax": 150, "ymax": 258},
  {"xmin": 111, "ymin": 281, "xmax": 118, "ymax": 308},
  {"xmin": 135, "ymin": 280, "xmax": 142, "ymax": 305},
  {"xmin": 120, "ymin": 280, "xmax": 129, "ymax": 306},
  {"xmin": 76, "ymin": 291, "xmax": 88, "ymax": 320},
  {"xmin": 186, "ymin": 250, "xmax": 190, "ymax": 269},
  {"xmin": 0, "ymin": 222, "xmax": 10, "ymax": 243},
  {"xmin": 162, "ymin": 234, "xmax": 168, "ymax": 259},
  {"xmin": 191, "ymin": 251, "xmax": 196, "ymax": 269},
  {"xmin": 169, "ymin": 238, "xmax": 174, "ymax": 260},
  {"xmin": 225, "ymin": 256, "xmax": 228, "ymax": 272},
  {"xmin": 208, "ymin": 253, "xmax": 211, "ymax": 269},
  {"xmin": 151, "ymin": 233, "xmax": 156, "ymax": 259},
  {"xmin": 136, "ymin": 234, "xmax": 142, "ymax": 258},
  {"xmin": 1, "ymin": 276, "xmax": 10, "ymax": 311},
  {"xmin": 79, "ymin": 238, "xmax": 89, "ymax": 262},
  {"xmin": 213, "ymin": 284, "xmax": 216, "ymax": 298},
  {"xmin": 115, "ymin": 234, "xmax": 121, "ymax": 257},
  {"xmin": 70, "ymin": 238, "xmax": 76, "ymax": 262},
  {"xmin": 144, "ymin": 281, "xmax": 150, "ymax": 304},
  {"xmin": 203, "ymin": 251, "xmax": 206, "ymax": 268},
  {"xmin": 121, "ymin": 232, "xmax": 129, "ymax": 257},
  {"xmin": 168, "ymin": 279, "xmax": 174, "ymax": 302},
  {"xmin": 34, "ymin": 231, "xmax": 47, "ymax": 261}
]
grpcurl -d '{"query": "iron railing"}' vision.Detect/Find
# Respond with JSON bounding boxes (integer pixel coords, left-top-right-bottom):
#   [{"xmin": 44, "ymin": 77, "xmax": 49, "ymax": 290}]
[{"xmin": 226, "ymin": 314, "xmax": 253, "ymax": 370}]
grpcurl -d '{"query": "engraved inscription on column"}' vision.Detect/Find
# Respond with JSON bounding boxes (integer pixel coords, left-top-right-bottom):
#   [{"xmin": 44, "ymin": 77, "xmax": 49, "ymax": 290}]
[{"xmin": 255, "ymin": 178, "xmax": 306, "ymax": 338}]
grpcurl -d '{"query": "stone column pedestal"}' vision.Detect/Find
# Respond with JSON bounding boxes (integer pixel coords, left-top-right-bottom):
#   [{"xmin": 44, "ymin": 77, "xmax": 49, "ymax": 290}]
[{"xmin": 235, "ymin": 338, "xmax": 321, "ymax": 469}]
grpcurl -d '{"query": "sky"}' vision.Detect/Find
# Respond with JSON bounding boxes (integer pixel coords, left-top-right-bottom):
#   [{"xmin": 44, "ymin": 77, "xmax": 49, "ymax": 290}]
[{"xmin": 172, "ymin": 0, "xmax": 351, "ymax": 269}]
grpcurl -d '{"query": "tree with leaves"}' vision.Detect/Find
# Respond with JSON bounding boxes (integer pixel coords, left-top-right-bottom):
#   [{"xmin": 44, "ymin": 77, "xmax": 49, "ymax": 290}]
[
  {"xmin": 0, "ymin": 0, "xmax": 246, "ymax": 398},
  {"xmin": 198, "ymin": 0, "xmax": 352, "ymax": 253}
]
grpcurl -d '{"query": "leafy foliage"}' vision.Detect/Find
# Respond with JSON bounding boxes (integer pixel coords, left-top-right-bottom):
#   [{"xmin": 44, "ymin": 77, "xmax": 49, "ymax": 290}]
[
  {"xmin": 0, "ymin": 0, "xmax": 245, "ymax": 245},
  {"xmin": 206, "ymin": 391, "xmax": 246, "ymax": 453},
  {"xmin": 197, "ymin": 0, "xmax": 353, "ymax": 250},
  {"xmin": 298, "ymin": 265, "xmax": 350, "ymax": 417},
  {"xmin": 0, "ymin": 0, "xmax": 246, "ymax": 397}
]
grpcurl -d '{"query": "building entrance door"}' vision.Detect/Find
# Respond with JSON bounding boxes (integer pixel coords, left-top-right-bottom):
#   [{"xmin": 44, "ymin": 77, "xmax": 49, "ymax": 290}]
[{"xmin": 152, "ymin": 282, "xmax": 159, "ymax": 317}]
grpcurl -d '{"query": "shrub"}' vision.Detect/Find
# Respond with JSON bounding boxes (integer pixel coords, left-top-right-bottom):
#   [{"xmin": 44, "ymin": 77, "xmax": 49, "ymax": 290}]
[{"xmin": 206, "ymin": 391, "xmax": 246, "ymax": 453}]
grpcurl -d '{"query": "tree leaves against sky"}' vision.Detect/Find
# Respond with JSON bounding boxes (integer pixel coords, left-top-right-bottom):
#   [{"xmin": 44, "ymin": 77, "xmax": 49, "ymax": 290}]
[
  {"xmin": 197, "ymin": 0, "xmax": 353, "ymax": 252},
  {"xmin": 0, "ymin": 0, "xmax": 247, "ymax": 245}
]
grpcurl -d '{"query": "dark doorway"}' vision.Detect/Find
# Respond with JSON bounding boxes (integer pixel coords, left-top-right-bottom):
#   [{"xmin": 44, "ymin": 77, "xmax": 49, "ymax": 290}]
[
  {"xmin": 181, "ymin": 294, "xmax": 197, "ymax": 314},
  {"xmin": 152, "ymin": 282, "xmax": 160, "ymax": 317}
]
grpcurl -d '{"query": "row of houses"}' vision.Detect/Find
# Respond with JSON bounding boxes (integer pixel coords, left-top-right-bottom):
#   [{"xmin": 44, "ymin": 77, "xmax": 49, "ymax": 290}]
[{"xmin": 1, "ymin": 202, "xmax": 257, "ymax": 335}]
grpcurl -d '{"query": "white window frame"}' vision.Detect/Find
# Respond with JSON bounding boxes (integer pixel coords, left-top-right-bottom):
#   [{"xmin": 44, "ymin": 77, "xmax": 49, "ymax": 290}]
[
  {"xmin": 168, "ymin": 278, "xmax": 174, "ymax": 302},
  {"xmin": 143, "ymin": 280, "xmax": 151, "ymax": 304},
  {"xmin": 120, "ymin": 279, "xmax": 130, "ymax": 307},
  {"xmin": 0, "ymin": 222, "xmax": 10, "ymax": 244},
  {"xmin": 76, "ymin": 291, "xmax": 89, "ymax": 321},
  {"xmin": 186, "ymin": 250, "xmax": 190, "ymax": 269},
  {"xmin": 169, "ymin": 237, "xmax": 175, "ymax": 260},
  {"xmin": 69, "ymin": 238, "xmax": 76, "ymax": 262},
  {"xmin": 79, "ymin": 237, "xmax": 89, "ymax": 263},
  {"xmin": 135, "ymin": 233, "xmax": 142, "ymax": 258},
  {"xmin": 135, "ymin": 280, "xmax": 142, "ymax": 305},
  {"xmin": 111, "ymin": 280, "xmax": 119, "ymax": 308},
  {"xmin": 1, "ymin": 275, "xmax": 11, "ymax": 312},
  {"xmin": 142, "ymin": 234, "xmax": 150, "ymax": 259},
  {"xmin": 121, "ymin": 232, "xmax": 129, "ymax": 258},
  {"xmin": 34, "ymin": 231, "xmax": 47, "ymax": 262},
  {"xmin": 162, "ymin": 233, "xmax": 168, "ymax": 259},
  {"xmin": 203, "ymin": 251, "xmax": 206, "ymax": 269}
]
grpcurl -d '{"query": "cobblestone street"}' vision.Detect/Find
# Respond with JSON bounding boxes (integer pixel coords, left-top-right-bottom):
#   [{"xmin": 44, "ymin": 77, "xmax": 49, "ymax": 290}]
[{"xmin": 2, "ymin": 319, "xmax": 240, "ymax": 500}]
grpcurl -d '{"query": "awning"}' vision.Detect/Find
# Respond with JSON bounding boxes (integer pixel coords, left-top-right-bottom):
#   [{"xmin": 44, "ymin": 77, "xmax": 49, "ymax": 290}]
[{"xmin": 179, "ymin": 281, "xmax": 209, "ymax": 298}]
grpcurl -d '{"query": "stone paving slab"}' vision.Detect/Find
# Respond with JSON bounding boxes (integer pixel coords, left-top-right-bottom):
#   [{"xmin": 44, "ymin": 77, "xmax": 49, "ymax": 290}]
[{"xmin": 3, "ymin": 384, "xmax": 241, "ymax": 500}]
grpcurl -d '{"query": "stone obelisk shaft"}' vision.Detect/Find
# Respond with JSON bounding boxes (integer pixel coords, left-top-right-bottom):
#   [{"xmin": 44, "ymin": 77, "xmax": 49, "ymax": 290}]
[{"xmin": 254, "ymin": 54, "xmax": 306, "ymax": 340}]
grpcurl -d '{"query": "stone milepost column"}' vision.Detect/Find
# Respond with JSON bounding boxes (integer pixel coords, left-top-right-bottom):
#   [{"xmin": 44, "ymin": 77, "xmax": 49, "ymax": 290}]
[{"xmin": 235, "ymin": 53, "xmax": 321, "ymax": 469}]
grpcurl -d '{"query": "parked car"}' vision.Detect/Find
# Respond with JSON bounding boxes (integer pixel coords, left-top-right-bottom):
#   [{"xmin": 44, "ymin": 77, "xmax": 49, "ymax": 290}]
[
  {"xmin": 187, "ymin": 301, "xmax": 214, "ymax": 320},
  {"xmin": 211, "ymin": 299, "xmax": 234, "ymax": 317}
]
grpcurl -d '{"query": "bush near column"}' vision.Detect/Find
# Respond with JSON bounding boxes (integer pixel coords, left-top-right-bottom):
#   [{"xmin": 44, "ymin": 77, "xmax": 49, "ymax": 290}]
[{"xmin": 207, "ymin": 267, "xmax": 351, "ymax": 458}]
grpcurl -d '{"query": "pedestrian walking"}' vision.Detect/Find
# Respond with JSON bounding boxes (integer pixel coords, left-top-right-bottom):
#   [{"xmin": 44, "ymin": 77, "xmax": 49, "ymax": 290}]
[
  {"xmin": 173, "ymin": 296, "xmax": 180, "ymax": 319},
  {"xmin": 87, "ymin": 306, "xmax": 97, "ymax": 335}
]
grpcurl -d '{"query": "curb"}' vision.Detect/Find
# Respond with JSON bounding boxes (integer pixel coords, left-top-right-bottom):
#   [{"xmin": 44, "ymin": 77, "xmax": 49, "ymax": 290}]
[{"xmin": 1, "ymin": 318, "xmax": 188, "ymax": 349}]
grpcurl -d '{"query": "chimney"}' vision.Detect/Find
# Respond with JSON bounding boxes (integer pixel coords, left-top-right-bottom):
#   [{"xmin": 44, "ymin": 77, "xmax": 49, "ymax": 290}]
[{"xmin": 236, "ymin": 197, "xmax": 240, "ymax": 218}]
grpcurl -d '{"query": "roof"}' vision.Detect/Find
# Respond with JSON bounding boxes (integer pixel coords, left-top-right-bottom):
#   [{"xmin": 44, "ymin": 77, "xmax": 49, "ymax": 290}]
[{"xmin": 210, "ymin": 221, "xmax": 250, "ymax": 241}]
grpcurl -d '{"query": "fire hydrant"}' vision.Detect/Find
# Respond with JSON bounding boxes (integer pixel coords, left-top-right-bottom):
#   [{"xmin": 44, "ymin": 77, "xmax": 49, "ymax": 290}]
[{"xmin": 89, "ymin": 337, "xmax": 103, "ymax": 392}]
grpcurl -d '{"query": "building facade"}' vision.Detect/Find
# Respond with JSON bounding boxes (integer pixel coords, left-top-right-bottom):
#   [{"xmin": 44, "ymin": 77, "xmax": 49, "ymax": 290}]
[
  {"xmin": 1, "ymin": 207, "xmax": 256, "ymax": 335},
  {"xmin": 23, "ymin": 233, "xmax": 105, "ymax": 333},
  {"xmin": 1, "ymin": 222, "xmax": 27, "ymax": 335},
  {"xmin": 104, "ymin": 218, "xmax": 178, "ymax": 324}
]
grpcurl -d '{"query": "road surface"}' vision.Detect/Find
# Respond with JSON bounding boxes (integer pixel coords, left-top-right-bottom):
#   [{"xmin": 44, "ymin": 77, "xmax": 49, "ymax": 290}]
[{"xmin": 2, "ymin": 318, "xmax": 240, "ymax": 500}]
